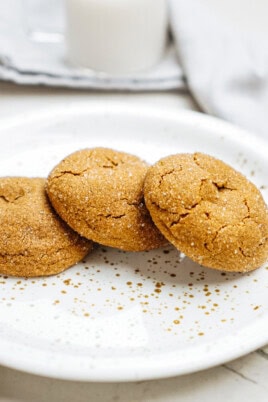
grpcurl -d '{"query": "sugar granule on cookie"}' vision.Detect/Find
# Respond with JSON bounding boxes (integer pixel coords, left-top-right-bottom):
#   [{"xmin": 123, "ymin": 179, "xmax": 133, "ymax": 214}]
[
  {"xmin": 46, "ymin": 147, "xmax": 167, "ymax": 251},
  {"xmin": 0, "ymin": 177, "xmax": 93, "ymax": 277},
  {"xmin": 144, "ymin": 152, "xmax": 268, "ymax": 272}
]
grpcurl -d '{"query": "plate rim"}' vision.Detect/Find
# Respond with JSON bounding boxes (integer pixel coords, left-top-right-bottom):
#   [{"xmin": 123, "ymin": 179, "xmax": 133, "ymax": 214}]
[
  {"xmin": 0, "ymin": 100, "xmax": 267, "ymax": 152},
  {"xmin": 0, "ymin": 313, "xmax": 267, "ymax": 382}
]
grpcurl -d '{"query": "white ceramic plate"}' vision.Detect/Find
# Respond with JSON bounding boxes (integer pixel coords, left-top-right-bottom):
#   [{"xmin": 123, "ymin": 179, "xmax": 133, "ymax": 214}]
[{"xmin": 0, "ymin": 102, "xmax": 267, "ymax": 382}]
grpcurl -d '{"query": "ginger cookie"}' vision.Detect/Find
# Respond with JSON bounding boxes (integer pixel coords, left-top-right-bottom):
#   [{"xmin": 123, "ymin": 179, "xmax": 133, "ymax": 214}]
[
  {"xmin": 46, "ymin": 148, "xmax": 167, "ymax": 251},
  {"xmin": 144, "ymin": 153, "xmax": 268, "ymax": 272},
  {"xmin": 0, "ymin": 177, "xmax": 92, "ymax": 277}
]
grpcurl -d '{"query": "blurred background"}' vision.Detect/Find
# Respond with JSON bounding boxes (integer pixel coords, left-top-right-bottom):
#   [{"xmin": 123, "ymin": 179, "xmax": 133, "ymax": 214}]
[{"xmin": 0, "ymin": 1, "xmax": 267, "ymax": 401}]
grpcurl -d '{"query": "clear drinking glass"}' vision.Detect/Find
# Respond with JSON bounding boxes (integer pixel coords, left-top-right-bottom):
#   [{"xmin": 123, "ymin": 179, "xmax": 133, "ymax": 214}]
[{"xmin": 21, "ymin": 0, "xmax": 168, "ymax": 75}]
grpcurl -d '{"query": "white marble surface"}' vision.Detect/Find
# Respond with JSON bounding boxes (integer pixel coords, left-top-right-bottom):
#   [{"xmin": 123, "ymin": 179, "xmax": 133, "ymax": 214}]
[{"xmin": 0, "ymin": 82, "xmax": 267, "ymax": 401}]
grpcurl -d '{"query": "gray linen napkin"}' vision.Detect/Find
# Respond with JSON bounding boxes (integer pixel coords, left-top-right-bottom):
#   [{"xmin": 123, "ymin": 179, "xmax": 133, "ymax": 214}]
[{"xmin": 169, "ymin": 0, "xmax": 268, "ymax": 137}]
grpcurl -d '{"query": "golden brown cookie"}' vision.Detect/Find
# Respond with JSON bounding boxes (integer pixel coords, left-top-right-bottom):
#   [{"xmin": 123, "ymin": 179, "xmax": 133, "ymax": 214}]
[
  {"xmin": 0, "ymin": 177, "xmax": 92, "ymax": 277},
  {"xmin": 46, "ymin": 148, "xmax": 167, "ymax": 251},
  {"xmin": 144, "ymin": 153, "xmax": 268, "ymax": 272}
]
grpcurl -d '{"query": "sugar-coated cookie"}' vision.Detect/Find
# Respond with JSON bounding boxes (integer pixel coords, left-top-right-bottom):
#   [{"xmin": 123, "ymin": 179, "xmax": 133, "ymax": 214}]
[
  {"xmin": 0, "ymin": 177, "xmax": 92, "ymax": 277},
  {"xmin": 144, "ymin": 153, "xmax": 268, "ymax": 272},
  {"xmin": 46, "ymin": 148, "xmax": 167, "ymax": 251}
]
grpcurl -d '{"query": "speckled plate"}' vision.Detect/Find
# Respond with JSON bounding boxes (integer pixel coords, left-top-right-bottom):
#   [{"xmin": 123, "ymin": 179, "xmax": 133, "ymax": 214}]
[{"xmin": 0, "ymin": 102, "xmax": 267, "ymax": 382}]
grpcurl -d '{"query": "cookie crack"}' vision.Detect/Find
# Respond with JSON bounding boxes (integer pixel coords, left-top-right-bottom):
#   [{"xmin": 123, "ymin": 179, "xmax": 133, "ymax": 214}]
[
  {"xmin": 0, "ymin": 251, "xmax": 28, "ymax": 258},
  {"xmin": 118, "ymin": 197, "xmax": 141, "ymax": 207},
  {"xmin": 157, "ymin": 169, "xmax": 177, "ymax": 187},
  {"xmin": 102, "ymin": 156, "xmax": 119, "ymax": 168},
  {"xmin": 157, "ymin": 217, "xmax": 176, "ymax": 240},
  {"xmin": 161, "ymin": 169, "xmax": 176, "ymax": 179},
  {"xmin": 151, "ymin": 201, "xmax": 179, "ymax": 215},
  {"xmin": 193, "ymin": 153, "xmax": 202, "ymax": 168},
  {"xmin": 185, "ymin": 202, "xmax": 199, "ymax": 211},
  {"xmin": 151, "ymin": 198, "xmax": 200, "ymax": 220},
  {"xmin": 0, "ymin": 242, "xmax": 86, "ymax": 260},
  {"xmin": 170, "ymin": 213, "xmax": 190, "ymax": 227},
  {"xmin": 243, "ymin": 199, "xmax": 251, "ymax": 219},
  {"xmin": 193, "ymin": 155, "xmax": 237, "ymax": 192},
  {"xmin": 204, "ymin": 242, "xmax": 210, "ymax": 251},
  {"xmin": 238, "ymin": 247, "xmax": 250, "ymax": 258},
  {"xmin": 212, "ymin": 181, "xmax": 236, "ymax": 192},
  {"xmin": 98, "ymin": 213, "xmax": 126, "ymax": 220},
  {"xmin": 51, "ymin": 167, "xmax": 90, "ymax": 180},
  {"xmin": 0, "ymin": 194, "xmax": 24, "ymax": 203},
  {"xmin": 78, "ymin": 198, "xmax": 138, "ymax": 216},
  {"xmin": 206, "ymin": 224, "xmax": 229, "ymax": 250}
]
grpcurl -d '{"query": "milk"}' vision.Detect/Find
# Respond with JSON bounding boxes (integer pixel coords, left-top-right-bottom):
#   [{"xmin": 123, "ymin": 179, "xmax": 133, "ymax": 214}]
[{"xmin": 65, "ymin": 0, "xmax": 168, "ymax": 75}]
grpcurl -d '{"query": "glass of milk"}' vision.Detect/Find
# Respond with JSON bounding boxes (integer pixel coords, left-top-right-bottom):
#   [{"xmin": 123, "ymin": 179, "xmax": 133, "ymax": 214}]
[{"xmin": 65, "ymin": 0, "xmax": 168, "ymax": 75}]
